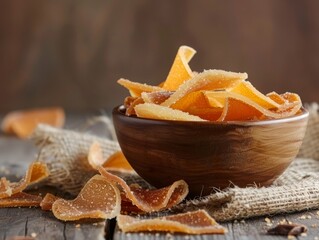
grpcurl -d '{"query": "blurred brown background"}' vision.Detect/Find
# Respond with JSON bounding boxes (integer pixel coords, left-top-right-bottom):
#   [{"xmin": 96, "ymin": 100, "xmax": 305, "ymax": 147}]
[{"xmin": 0, "ymin": 0, "xmax": 318, "ymax": 113}]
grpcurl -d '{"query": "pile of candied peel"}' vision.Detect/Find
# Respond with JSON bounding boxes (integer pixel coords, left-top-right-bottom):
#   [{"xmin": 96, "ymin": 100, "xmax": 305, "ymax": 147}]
[
  {"xmin": 0, "ymin": 139, "xmax": 226, "ymax": 234},
  {"xmin": 0, "ymin": 45, "xmax": 304, "ymax": 235},
  {"xmin": 120, "ymin": 46, "xmax": 302, "ymax": 122}
]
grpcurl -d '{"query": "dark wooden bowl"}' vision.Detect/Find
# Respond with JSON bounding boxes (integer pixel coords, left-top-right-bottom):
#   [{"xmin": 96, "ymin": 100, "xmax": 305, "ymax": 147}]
[{"xmin": 112, "ymin": 105, "xmax": 309, "ymax": 196}]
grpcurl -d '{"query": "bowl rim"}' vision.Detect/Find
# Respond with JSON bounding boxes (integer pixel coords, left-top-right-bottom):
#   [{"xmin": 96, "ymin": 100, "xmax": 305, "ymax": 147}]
[{"xmin": 113, "ymin": 105, "xmax": 309, "ymax": 126}]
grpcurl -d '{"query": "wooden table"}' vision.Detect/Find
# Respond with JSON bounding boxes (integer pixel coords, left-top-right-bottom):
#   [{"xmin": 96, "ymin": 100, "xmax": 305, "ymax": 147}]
[{"xmin": 0, "ymin": 116, "xmax": 319, "ymax": 240}]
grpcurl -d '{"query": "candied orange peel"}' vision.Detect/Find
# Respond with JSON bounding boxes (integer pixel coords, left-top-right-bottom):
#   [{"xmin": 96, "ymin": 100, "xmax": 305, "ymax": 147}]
[
  {"xmin": 52, "ymin": 175, "xmax": 121, "ymax": 221},
  {"xmin": 118, "ymin": 45, "xmax": 302, "ymax": 121},
  {"xmin": 0, "ymin": 141, "xmax": 224, "ymax": 234},
  {"xmin": 0, "ymin": 162, "xmax": 49, "ymax": 199},
  {"xmin": 118, "ymin": 79, "xmax": 163, "ymax": 97},
  {"xmin": 117, "ymin": 209, "xmax": 227, "ymax": 234},
  {"xmin": 162, "ymin": 45, "xmax": 196, "ymax": 91},
  {"xmin": 1, "ymin": 107, "xmax": 65, "ymax": 138}
]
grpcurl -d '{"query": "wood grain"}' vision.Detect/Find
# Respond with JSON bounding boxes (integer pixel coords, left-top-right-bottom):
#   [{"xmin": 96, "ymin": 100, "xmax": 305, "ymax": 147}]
[
  {"xmin": 0, "ymin": 208, "xmax": 106, "ymax": 240},
  {"xmin": 0, "ymin": 115, "xmax": 108, "ymax": 240},
  {"xmin": 114, "ymin": 212, "xmax": 319, "ymax": 239},
  {"xmin": 113, "ymin": 106, "xmax": 309, "ymax": 196},
  {"xmin": 0, "ymin": 0, "xmax": 319, "ymax": 112},
  {"xmin": 0, "ymin": 114, "xmax": 319, "ymax": 239}
]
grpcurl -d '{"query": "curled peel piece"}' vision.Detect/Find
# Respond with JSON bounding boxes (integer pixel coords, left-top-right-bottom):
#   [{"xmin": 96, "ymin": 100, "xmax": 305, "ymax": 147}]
[
  {"xmin": 124, "ymin": 97, "xmax": 144, "ymax": 116},
  {"xmin": 88, "ymin": 142, "xmax": 134, "ymax": 173},
  {"xmin": 170, "ymin": 91, "xmax": 223, "ymax": 120},
  {"xmin": 117, "ymin": 79, "xmax": 163, "ymax": 97},
  {"xmin": 141, "ymin": 91, "xmax": 173, "ymax": 105},
  {"xmin": 117, "ymin": 209, "xmax": 227, "ymax": 234},
  {"xmin": 0, "ymin": 178, "xmax": 12, "ymax": 197},
  {"xmin": 204, "ymin": 91, "xmax": 302, "ymax": 121},
  {"xmin": 162, "ymin": 46, "xmax": 196, "ymax": 91},
  {"xmin": 281, "ymin": 92, "xmax": 301, "ymax": 105},
  {"xmin": 1, "ymin": 107, "xmax": 65, "ymax": 138},
  {"xmin": 134, "ymin": 103, "xmax": 206, "ymax": 121},
  {"xmin": 40, "ymin": 193, "xmax": 60, "ymax": 211},
  {"xmin": 267, "ymin": 91, "xmax": 286, "ymax": 105},
  {"xmin": 98, "ymin": 167, "xmax": 189, "ymax": 213},
  {"xmin": 52, "ymin": 175, "xmax": 121, "ymax": 221},
  {"xmin": 180, "ymin": 106, "xmax": 223, "ymax": 121},
  {"xmin": 103, "ymin": 151, "xmax": 134, "ymax": 173},
  {"xmin": 279, "ymin": 92, "xmax": 302, "ymax": 115},
  {"xmin": 161, "ymin": 69, "xmax": 247, "ymax": 107},
  {"xmin": 171, "ymin": 91, "xmax": 212, "ymax": 110},
  {"xmin": 0, "ymin": 192, "xmax": 42, "ymax": 208},
  {"xmin": 230, "ymin": 81, "xmax": 280, "ymax": 109},
  {"xmin": 219, "ymin": 97, "xmax": 264, "ymax": 121},
  {"xmin": 0, "ymin": 162, "xmax": 49, "ymax": 198},
  {"xmin": 88, "ymin": 141, "xmax": 106, "ymax": 169}
]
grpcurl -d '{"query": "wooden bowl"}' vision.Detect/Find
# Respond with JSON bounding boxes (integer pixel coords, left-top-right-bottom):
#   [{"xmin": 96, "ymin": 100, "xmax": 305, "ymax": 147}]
[{"xmin": 112, "ymin": 105, "xmax": 309, "ymax": 196}]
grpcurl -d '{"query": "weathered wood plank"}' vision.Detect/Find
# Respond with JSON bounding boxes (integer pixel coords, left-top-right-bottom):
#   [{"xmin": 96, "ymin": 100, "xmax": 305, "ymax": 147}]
[
  {"xmin": 231, "ymin": 215, "xmax": 288, "ymax": 240},
  {"xmin": 284, "ymin": 211, "xmax": 319, "ymax": 239},
  {"xmin": 0, "ymin": 207, "xmax": 108, "ymax": 240},
  {"xmin": 113, "ymin": 210, "xmax": 319, "ymax": 240},
  {"xmin": 0, "ymin": 208, "xmax": 34, "ymax": 238},
  {"xmin": 64, "ymin": 221, "xmax": 106, "ymax": 240},
  {"xmin": 113, "ymin": 222, "xmax": 234, "ymax": 240},
  {"xmin": 2, "ymin": 115, "xmax": 319, "ymax": 239},
  {"xmin": 4, "ymin": 209, "xmax": 42, "ymax": 238},
  {"xmin": 0, "ymin": 136, "xmax": 36, "ymax": 177},
  {"xmin": 0, "ymin": 126, "xmax": 109, "ymax": 240}
]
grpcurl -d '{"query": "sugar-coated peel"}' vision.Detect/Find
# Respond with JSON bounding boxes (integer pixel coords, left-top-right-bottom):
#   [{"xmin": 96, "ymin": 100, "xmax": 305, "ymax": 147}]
[
  {"xmin": 118, "ymin": 45, "xmax": 302, "ymax": 122},
  {"xmin": 1, "ymin": 107, "xmax": 65, "ymax": 138},
  {"xmin": 117, "ymin": 209, "xmax": 227, "ymax": 234}
]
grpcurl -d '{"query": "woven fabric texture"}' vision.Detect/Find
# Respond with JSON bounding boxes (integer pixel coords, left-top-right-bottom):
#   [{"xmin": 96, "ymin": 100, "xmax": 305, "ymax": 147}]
[
  {"xmin": 32, "ymin": 104, "xmax": 319, "ymax": 221},
  {"xmin": 32, "ymin": 124, "xmax": 120, "ymax": 195}
]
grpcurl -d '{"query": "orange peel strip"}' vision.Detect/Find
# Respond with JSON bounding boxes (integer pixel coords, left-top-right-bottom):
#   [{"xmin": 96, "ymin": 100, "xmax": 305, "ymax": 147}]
[
  {"xmin": 134, "ymin": 103, "xmax": 206, "ymax": 121},
  {"xmin": 124, "ymin": 96, "xmax": 138, "ymax": 109},
  {"xmin": 88, "ymin": 141, "xmax": 106, "ymax": 169},
  {"xmin": 230, "ymin": 81, "xmax": 280, "ymax": 109},
  {"xmin": 125, "ymin": 97, "xmax": 144, "ymax": 116},
  {"xmin": 117, "ymin": 79, "xmax": 163, "ymax": 97},
  {"xmin": 281, "ymin": 92, "xmax": 301, "ymax": 104},
  {"xmin": 0, "ymin": 162, "xmax": 49, "ymax": 198},
  {"xmin": 266, "ymin": 91, "xmax": 287, "ymax": 105},
  {"xmin": 0, "ymin": 192, "xmax": 42, "ymax": 208},
  {"xmin": 120, "ymin": 195, "xmax": 146, "ymax": 214},
  {"xmin": 161, "ymin": 69, "xmax": 247, "ymax": 107},
  {"xmin": 117, "ymin": 209, "xmax": 227, "ymax": 234},
  {"xmin": 103, "ymin": 151, "xmax": 134, "ymax": 173},
  {"xmin": 52, "ymin": 175, "xmax": 121, "ymax": 221},
  {"xmin": 169, "ymin": 91, "xmax": 223, "ymax": 120},
  {"xmin": 204, "ymin": 91, "xmax": 302, "ymax": 121},
  {"xmin": 0, "ymin": 177, "xmax": 12, "ymax": 197},
  {"xmin": 88, "ymin": 142, "xmax": 134, "ymax": 173},
  {"xmin": 98, "ymin": 167, "xmax": 189, "ymax": 212},
  {"xmin": 141, "ymin": 91, "xmax": 173, "ymax": 104},
  {"xmin": 280, "ymin": 92, "xmax": 303, "ymax": 113},
  {"xmin": 182, "ymin": 106, "xmax": 223, "ymax": 121},
  {"xmin": 1, "ymin": 107, "xmax": 65, "ymax": 139},
  {"xmin": 40, "ymin": 193, "xmax": 60, "ymax": 211},
  {"xmin": 162, "ymin": 46, "xmax": 196, "ymax": 91},
  {"xmin": 218, "ymin": 97, "xmax": 264, "ymax": 121},
  {"xmin": 171, "ymin": 91, "xmax": 210, "ymax": 110},
  {"xmin": 172, "ymin": 90, "xmax": 223, "ymax": 111}
]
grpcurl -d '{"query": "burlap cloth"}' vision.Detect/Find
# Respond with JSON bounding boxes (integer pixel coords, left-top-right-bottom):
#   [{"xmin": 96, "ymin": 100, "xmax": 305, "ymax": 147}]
[{"xmin": 32, "ymin": 103, "xmax": 319, "ymax": 222}]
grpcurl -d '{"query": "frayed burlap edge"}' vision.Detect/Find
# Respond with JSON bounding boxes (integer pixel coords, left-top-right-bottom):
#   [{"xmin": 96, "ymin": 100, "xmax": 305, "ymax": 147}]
[
  {"xmin": 171, "ymin": 103, "xmax": 319, "ymax": 221},
  {"xmin": 31, "ymin": 103, "xmax": 319, "ymax": 221},
  {"xmin": 297, "ymin": 103, "xmax": 319, "ymax": 160},
  {"xmin": 32, "ymin": 124, "xmax": 120, "ymax": 195},
  {"xmin": 172, "ymin": 158, "xmax": 319, "ymax": 221}
]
